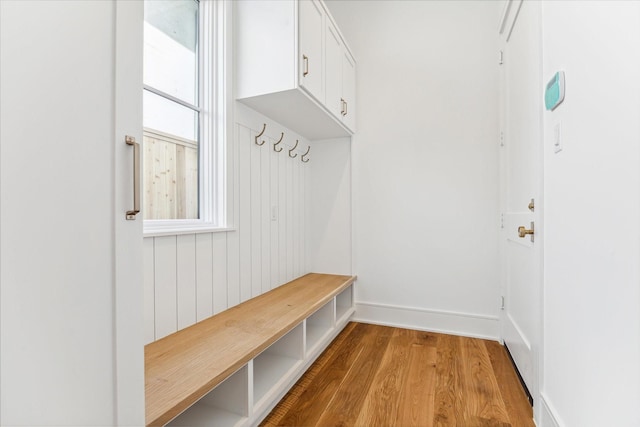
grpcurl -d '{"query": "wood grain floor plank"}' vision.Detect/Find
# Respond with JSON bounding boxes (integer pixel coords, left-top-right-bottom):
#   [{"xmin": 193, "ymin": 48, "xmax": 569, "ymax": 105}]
[
  {"xmin": 273, "ymin": 323, "xmax": 374, "ymax": 426},
  {"xmin": 260, "ymin": 322, "xmax": 358, "ymax": 427},
  {"xmin": 459, "ymin": 337, "xmax": 511, "ymax": 424},
  {"xmin": 313, "ymin": 324, "xmax": 394, "ymax": 426},
  {"xmin": 468, "ymin": 416, "xmax": 513, "ymax": 427},
  {"xmin": 395, "ymin": 332, "xmax": 438, "ymax": 427},
  {"xmin": 271, "ymin": 323, "xmax": 393, "ymax": 427},
  {"xmin": 353, "ymin": 328, "xmax": 414, "ymax": 426},
  {"xmin": 434, "ymin": 334, "xmax": 464, "ymax": 427},
  {"xmin": 485, "ymin": 340, "xmax": 534, "ymax": 427},
  {"xmin": 265, "ymin": 323, "xmax": 535, "ymax": 427}
]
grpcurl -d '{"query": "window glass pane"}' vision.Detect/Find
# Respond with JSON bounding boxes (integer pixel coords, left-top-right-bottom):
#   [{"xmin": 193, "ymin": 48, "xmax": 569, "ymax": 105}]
[
  {"xmin": 143, "ymin": 89, "xmax": 198, "ymax": 141},
  {"xmin": 143, "ymin": 90, "xmax": 199, "ymax": 220},
  {"xmin": 144, "ymin": 0, "xmax": 198, "ymax": 105}
]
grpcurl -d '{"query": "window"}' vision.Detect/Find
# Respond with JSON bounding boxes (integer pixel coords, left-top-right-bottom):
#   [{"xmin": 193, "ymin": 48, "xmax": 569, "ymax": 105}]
[{"xmin": 143, "ymin": 0, "xmax": 227, "ymax": 234}]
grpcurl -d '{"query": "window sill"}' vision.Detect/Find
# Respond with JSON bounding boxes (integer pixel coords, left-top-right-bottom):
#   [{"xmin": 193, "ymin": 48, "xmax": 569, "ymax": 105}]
[{"xmin": 143, "ymin": 221, "xmax": 236, "ymax": 238}]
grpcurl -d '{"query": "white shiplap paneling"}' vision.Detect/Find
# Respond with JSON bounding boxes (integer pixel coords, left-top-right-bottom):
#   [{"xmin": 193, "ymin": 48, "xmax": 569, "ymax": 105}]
[
  {"xmin": 195, "ymin": 233, "xmax": 213, "ymax": 321},
  {"xmin": 238, "ymin": 125, "xmax": 252, "ymax": 303},
  {"xmin": 292, "ymin": 150, "xmax": 300, "ymax": 279},
  {"xmin": 176, "ymin": 234, "xmax": 197, "ymax": 330},
  {"xmin": 260, "ymin": 136, "xmax": 271, "ymax": 293},
  {"xmin": 250, "ymin": 126, "xmax": 262, "ymax": 298},
  {"xmin": 154, "ymin": 236, "xmax": 177, "ymax": 340},
  {"xmin": 279, "ymin": 142, "xmax": 288, "ymax": 286},
  {"xmin": 143, "ymin": 237, "xmax": 155, "ymax": 344},
  {"xmin": 144, "ymin": 110, "xmax": 310, "ymax": 343},
  {"xmin": 270, "ymin": 140, "xmax": 280, "ymax": 291},
  {"xmin": 212, "ymin": 231, "xmax": 228, "ymax": 314},
  {"xmin": 226, "ymin": 118, "xmax": 241, "ymax": 309},
  {"xmin": 286, "ymin": 151, "xmax": 294, "ymax": 282}
]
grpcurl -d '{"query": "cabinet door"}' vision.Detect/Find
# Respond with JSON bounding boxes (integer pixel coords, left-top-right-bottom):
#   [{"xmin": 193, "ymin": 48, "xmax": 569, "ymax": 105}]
[
  {"xmin": 342, "ymin": 50, "xmax": 356, "ymax": 131},
  {"xmin": 325, "ymin": 19, "xmax": 343, "ymax": 120},
  {"xmin": 0, "ymin": 0, "xmax": 144, "ymax": 425},
  {"xmin": 298, "ymin": 0, "xmax": 324, "ymax": 102}
]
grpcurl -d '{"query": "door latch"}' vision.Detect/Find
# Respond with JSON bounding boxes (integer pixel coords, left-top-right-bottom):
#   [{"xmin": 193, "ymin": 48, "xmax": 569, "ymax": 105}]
[{"xmin": 518, "ymin": 222, "xmax": 534, "ymax": 242}]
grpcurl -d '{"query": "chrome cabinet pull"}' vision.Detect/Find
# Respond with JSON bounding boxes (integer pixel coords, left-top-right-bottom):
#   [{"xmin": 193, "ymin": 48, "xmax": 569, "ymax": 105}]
[
  {"xmin": 340, "ymin": 98, "xmax": 345, "ymax": 115},
  {"xmin": 303, "ymin": 55, "xmax": 309, "ymax": 77},
  {"xmin": 125, "ymin": 135, "xmax": 140, "ymax": 220},
  {"xmin": 344, "ymin": 100, "xmax": 348, "ymax": 116}
]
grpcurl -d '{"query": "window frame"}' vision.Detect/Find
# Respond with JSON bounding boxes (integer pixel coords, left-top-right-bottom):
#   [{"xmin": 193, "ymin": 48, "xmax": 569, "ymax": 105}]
[{"xmin": 143, "ymin": 0, "xmax": 231, "ymax": 236}]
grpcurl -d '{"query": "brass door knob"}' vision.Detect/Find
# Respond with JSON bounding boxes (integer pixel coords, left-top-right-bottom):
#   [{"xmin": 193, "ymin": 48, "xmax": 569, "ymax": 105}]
[{"xmin": 518, "ymin": 222, "xmax": 535, "ymax": 242}]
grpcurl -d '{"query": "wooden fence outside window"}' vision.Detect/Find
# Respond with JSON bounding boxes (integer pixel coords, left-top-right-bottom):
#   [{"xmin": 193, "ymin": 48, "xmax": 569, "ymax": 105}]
[{"xmin": 143, "ymin": 128, "xmax": 198, "ymax": 220}]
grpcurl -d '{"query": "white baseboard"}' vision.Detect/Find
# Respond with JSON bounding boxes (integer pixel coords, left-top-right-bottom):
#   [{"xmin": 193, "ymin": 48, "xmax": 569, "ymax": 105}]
[
  {"xmin": 353, "ymin": 301, "xmax": 500, "ymax": 341},
  {"xmin": 538, "ymin": 393, "xmax": 563, "ymax": 427}
]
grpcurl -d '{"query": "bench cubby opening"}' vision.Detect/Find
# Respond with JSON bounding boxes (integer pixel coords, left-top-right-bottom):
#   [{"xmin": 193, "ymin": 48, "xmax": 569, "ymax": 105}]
[
  {"xmin": 253, "ymin": 323, "xmax": 304, "ymax": 410},
  {"xmin": 167, "ymin": 364, "xmax": 249, "ymax": 427},
  {"xmin": 305, "ymin": 299, "xmax": 335, "ymax": 356},
  {"xmin": 336, "ymin": 284, "xmax": 354, "ymax": 323}
]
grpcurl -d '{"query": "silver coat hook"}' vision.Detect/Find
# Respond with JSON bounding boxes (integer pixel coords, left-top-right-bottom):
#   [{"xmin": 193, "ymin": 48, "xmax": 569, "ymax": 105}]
[
  {"xmin": 273, "ymin": 132, "xmax": 284, "ymax": 152},
  {"xmin": 255, "ymin": 123, "xmax": 266, "ymax": 146},
  {"xmin": 301, "ymin": 146, "xmax": 310, "ymax": 163},
  {"xmin": 289, "ymin": 140, "xmax": 299, "ymax": 158}
]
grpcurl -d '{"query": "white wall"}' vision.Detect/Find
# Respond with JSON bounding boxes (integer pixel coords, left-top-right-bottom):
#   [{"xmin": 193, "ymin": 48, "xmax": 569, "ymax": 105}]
[
  {"xmin": 326, "ymin": 0, "xmax": 502, "ymax": 338},
  {"xmin": 309, "ymin": 138, "xmax": 352, "ymax": 275},
  {"xmin": 143, "ymin": 104, "xmax": 311, "ymax": 343},
  {"xmin": 541, "ymin": 2, "xmax": 640, "ymax": 426}
]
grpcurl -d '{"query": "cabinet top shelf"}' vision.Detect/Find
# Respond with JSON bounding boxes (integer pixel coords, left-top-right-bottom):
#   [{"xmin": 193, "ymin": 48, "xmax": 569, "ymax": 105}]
[{"xmin": 145, "ymin": 273, "xmax": 356, "ymax": 426}]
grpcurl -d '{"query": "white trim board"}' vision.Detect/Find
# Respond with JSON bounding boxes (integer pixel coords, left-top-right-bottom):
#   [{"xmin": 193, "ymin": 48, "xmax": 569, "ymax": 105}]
[
  {"xmin": 353, "ymin": 302, "xmax": 500, "ymax": 341},
  {"xmin": 538, "ymin": 393, "xmax": 563, "ymax": 427}
]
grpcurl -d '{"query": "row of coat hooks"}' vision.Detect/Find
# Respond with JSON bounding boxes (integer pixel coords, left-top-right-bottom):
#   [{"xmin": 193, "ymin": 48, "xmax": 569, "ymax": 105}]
[{"xmin": 254, "ymin": 123, "xmax": 310, "ymax": 163}]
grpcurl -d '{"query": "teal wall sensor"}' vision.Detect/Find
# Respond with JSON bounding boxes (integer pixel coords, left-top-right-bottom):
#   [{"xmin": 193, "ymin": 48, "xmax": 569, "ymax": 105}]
[{"xmin": 545, "ymin": 71, "xmax": 565, "ymax": 111}]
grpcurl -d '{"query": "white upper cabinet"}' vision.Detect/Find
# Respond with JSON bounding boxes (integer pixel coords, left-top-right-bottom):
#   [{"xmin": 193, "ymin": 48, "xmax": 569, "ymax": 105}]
[
  {"xmin": 325, "ymin": 19, "xmax": 343, "ymax": 120},
  {"xmin": 236, "ymin": 0, "xmax": 356, "ymax": 140},
  {"xmin": 299, "ymin": 0, "xmax": 324, "ymax": 103},
  {"xmin": 325, "ymin": 18, "xmax": 356, "ymax": 132},
  {"xmin": 341, "ymin": 49, "xmax": 356, "ymax": 131}
]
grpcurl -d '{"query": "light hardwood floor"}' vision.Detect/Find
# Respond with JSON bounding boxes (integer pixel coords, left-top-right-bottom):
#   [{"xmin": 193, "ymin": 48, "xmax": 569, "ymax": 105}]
[{"xmin": 261, "ymin": 322, "xmax": 534, "ymax": 427}]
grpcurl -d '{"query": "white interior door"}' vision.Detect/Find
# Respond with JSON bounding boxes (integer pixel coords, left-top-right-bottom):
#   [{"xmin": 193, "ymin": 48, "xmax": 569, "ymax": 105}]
[{"xmin": 500, "ymin": 0, "xmax": 542, "ymax": 403}]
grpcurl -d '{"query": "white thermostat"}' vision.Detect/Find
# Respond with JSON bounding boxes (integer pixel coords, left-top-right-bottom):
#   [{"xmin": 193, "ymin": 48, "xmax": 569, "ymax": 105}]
[{"xmin": 545, "ymin": 71, "xmax": 565, "ymax": 111}]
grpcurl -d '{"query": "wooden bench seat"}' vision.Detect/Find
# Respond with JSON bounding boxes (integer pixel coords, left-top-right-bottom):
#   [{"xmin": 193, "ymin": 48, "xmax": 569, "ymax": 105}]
[{"xmin": 145, "ymin": 273, "xmax": 356, "ymax": 426}]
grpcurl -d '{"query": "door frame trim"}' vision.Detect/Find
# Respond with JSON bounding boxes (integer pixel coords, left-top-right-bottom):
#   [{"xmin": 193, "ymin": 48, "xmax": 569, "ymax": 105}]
[{"xmin": 497, "ymin": 0, "xmax": 545, "ymax": 423}]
